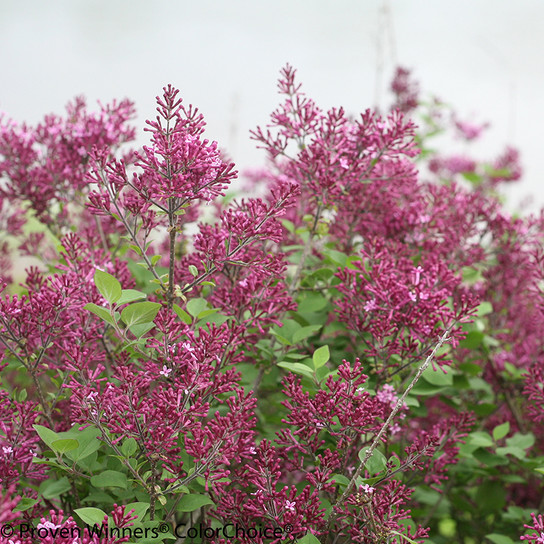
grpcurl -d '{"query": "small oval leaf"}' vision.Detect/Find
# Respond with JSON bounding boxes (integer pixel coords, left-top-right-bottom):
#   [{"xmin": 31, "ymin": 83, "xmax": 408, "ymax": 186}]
[
  {"xmin": 186, "ymin": 298, "xmax": 207, "ymax": 318},
  {"xmin": 51, "ymin": 439, "xmax": 79, "ymax": 454},
  {"xmin": 117, "ymin": 289, "xmax": 147, "ymax": 305},
  {"xmin": 75, "ymin": 507, "xmax": 107, "ymax": 526},
  {"xmin": 84, "ymin": 303, "xmax": 115, "ymax": 326},
  {"xmin": 94, "ymin": 270, "xmax": 122, "ymax": 304},
  {"xmin": 176, "ymin": 493, "xmax": 214, "ymax": 512},
  {"xmin": 121, "ymin": 302, "xmax": 161, "ymax": 327},
  {"xmin": 312, "ymin": 345, "xmax": 330, "ymax": 369},
  {"xmin": 492, "ymin": 421, "xmax": 510, "ymax": 441},
  {"xmin": 90, "ymin": 470, "xmax": 128, "ymax": 489}
]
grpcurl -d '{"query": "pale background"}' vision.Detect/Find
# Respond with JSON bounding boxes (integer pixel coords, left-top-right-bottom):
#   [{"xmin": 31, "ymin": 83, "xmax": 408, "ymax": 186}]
[{"xmin": 1, "ymin": 0, "xmax": 542, "ymax": 210}]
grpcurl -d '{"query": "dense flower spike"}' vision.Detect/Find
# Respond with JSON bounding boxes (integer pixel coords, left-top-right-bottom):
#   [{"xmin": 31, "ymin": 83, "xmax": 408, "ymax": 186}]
[
  {"xmin": 131, "ymin": 85, "xmax": 237, "ymax": 203},
  {"xmin": 0, "ymin": 66, "xmax": 542, "ymax": 544},
  {"xmin": 390, "ymin": 66, "xmax": 420, "ymax": 113},
  {"xmin": 0, "ymin": 390, "xmax": 45, "ymax": 489},
  {"xmin": 334, "ymin": 241, "xmax": 475, "ymax": 371}
]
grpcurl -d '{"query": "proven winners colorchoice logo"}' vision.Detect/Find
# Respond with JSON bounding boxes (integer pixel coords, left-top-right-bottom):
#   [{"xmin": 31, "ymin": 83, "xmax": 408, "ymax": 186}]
[{"xmin": 1, "ymin": 521, "xmax": 294, "ymax": 541}]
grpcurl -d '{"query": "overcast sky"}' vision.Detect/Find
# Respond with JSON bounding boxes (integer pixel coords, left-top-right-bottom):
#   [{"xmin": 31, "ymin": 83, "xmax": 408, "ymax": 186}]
[{"xmin": 1, "ymin": 0, "xmax": 542, "ymax": 210}]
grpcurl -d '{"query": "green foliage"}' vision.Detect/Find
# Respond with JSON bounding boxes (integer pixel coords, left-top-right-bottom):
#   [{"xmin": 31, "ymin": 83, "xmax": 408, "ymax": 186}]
[
  {"xmin": 120, "ymin": 302, "xmax": 161, "ymax": 327},
  {"xmin": 94, "ymin": 269, "xmax": 122, "ymax": 304},
  {"xmin": 75, "ymin": 507, "xmax": 108, "ymax": 526},
  {"xmin": 176, "ymin": 493, "xmax": 214, "ymax": 512},
  {"xmin": 358, "ymin": 447, "xmax": 388, "ymax": 477}
]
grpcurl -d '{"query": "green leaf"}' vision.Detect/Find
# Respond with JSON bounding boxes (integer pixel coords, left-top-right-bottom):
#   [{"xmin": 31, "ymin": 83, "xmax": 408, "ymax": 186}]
[
  {"xmin": 315, "ymin": 365, "xmax": 332, "ymax": 383},
  {"xmin": 307, "ymin": 267, "xmax": 334, "ymax": 282},
  {"xmin": 176, "ymin": 493, "xmax": 214, "ymax": 512},
  {"xmin": 94, "ymin": 269, "xmax": 122, "ymax": 304},
  {"xmin": 84, "ymin": 303, "xmax": 115, "ymax": 326},
  {"xmin": 459, "ymin": 331, "xmax": 484, "ymax": 350},
  {"xmin": 75, "ymin": 507, "xmax": 108, "ymax": 526},
  {"xmin": 410, "ymin": 380, "xmax": 448, "ymax": 396},
  {"xmin": 388, "ymin": 455, "xmax": 402, "ymax": 471},
  {"xmin": 503, "ymin": 506, "xmax": 533, "ymax": 523},
  {"xmin": 90, "ymin": 470, "xmax": 128, "ymax": 489},
  {"xmin": 322, "ymin": 248, "xmax": 349, "ymax": 267},
  {"xmin": 462, "ymin": 266, "xmax": 483, "ymax": 284},
  {"xmin": 467, "ymin": 431, "xmax": 494, "ymax": 448},
  {"xmin": 461, "ymin": 171, "xmax": 483, "ymax": 185},
  {"xmin": 495, "ymin": 446, "xmax": 526, "ymax": 460},
  {"xmin": 459, "ymin": 362, "xmax": 482, "ymax": 376},
  {"xmin": 121, "ymin": 302, "xmax": 161, "ymax": 327},
  {"xmin": 473, "ymin": 448, "xmax": 509, "ymax": 467},
  {"xmin": 358, "ymin": 447, "xmax": 387, "ymax": 476},
  {"xmin": 173, "ymin": 304, "xmax": 192, "ymax": 324},
  {"xmin": 476, "ymin": 301, "xmax": 493, "ymax": 317},
  {"xmin": 483, "ymin": 334, "xmax": 500, "ymax": 348},
  {"xmin": 64, "ymin": 426, "xmax": 102, "ymax": 462},
  {"xmin": 277, "ymin": 361, "xmax": 314, "ymax": 380},
  {"xmin": 198, "ymin": 308, "xmax": 219, "ymax": 319},
  {"xmin": 422, "ymin": 365, "xmax": 453, "ymax": 386},
  {"xmin": 17, "ymin": 388, "xmax": 28, "ymax": 402},
  {"xmin": 129, "ymin": 322, "xmax": 155, "ymax": 338},
  {"xmin": 503, "ymin": 362, "xmax": 525, "ymax": 380},
  {"xmin": 483, "ymin": 165, "xmax": 511, "ymax": 177},
  {"xmin": 476, "ymin": 480, "xmax": 506, "ymax": 514},
  {"xmin": 33, "ymin": 424, "xmax": 61, "ymax": 450},
  {"xmin": 403, "ymin": 396, "xmax": 420, "ymax": 407},
  {"xmin": 501, "ymin": 474, "xmax": 526, "ymax": 484},
  {"xmin": 186, "ymin": 297, "xmax": 208, "ymax": 318},
  {"xmin": 188, "ymin": 264, "xmax": 198, "ymax": 277},
  {"xmin": 40, "ymin": 476, "xmax": 71, "ymax": 499},
  {"xmin": 125, "ymin": 501, "xmax": 150, "ymax": 521},
  {"xmin": 412, "ymin": 486, "xmax": 441, "ymax": 506},
  {"xmin": 283, "ymin": 352, "xmax": 308, "ymax": 360},
  {"xmin": 281, "ymin": 219, "xmax": 296, "ymax": 233},
  {"xmin": 292, "ymin": 325, "xmax": 322, "ymax": 343},
  {"xmin": 150, "ymin": 254, "xmax": 162, "ymax": 266},
  {"xmin": 468, "ymin": 377, "xmax": 493, "ymax": 394},
  {"xmin": 297, "ymin": 293, "xmax": 328, "ymax": 313},
  {"xmin": 327, "ymin": 473, "xmax": 351, "ymax": 487},
  {"xmin": 534, "ymin": 466, "xmax": 544, "ymax": 475},
  {"xmin": 296, "ymin": 534, "xmax": 321, "ymax": 544},
  {"xmin": 129, "ymin": 244, "xmax": 143, "ymax": 256},
  {"xmin": 51, "ymin": 439, "xmax": 79, "ymax": 454},
  {"xmin": 485, "ymin": 534, "xmax": 515, "ymax": 544},
  {"xmin": 492, "ymin": 421, "xmax": 510, "ymax": 441},
  {"xmin": 198, "ymin": 313, "xmax": 231, "ymax": 326},
  {"xmin": 270, "ymin": 330, "xmax": 292, "ymax": 346},
  {"xmin": 312, "ymin": 345, "xmax": 330, "ymax": 370},
  {"xmin": 506, "ymin": 432, "xmax": 535, "ymax": 450},
  {"xmin": 121, "ymin": 438, "xmax": 138, "ymax": 457},
  {"xmin": 388, "ymin": 530, "xmax": 420, "ymax": 544},
  {"xmin": 117, "ymin": 289, "xmax": 146, "ymax": 305},
  {"xmin": 13, "ymin": 497, "xmax": 40, "ymax": 512}
]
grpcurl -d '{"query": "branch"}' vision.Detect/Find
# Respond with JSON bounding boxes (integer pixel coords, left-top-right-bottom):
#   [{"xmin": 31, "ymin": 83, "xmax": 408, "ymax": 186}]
[{"xmin": 322, "ymin": 327, "xmax": 452, "ymax": 542}]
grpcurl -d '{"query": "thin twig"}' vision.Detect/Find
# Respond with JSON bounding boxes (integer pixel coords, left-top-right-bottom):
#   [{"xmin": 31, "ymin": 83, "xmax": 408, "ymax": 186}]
[{"xmin": 321, "ymin": 327, "xmax": 452, "ymax": 542}]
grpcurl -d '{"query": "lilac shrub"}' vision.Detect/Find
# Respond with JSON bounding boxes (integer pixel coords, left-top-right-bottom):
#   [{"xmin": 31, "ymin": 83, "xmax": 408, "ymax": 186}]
[{"xmin": 0, "ymin": 65, "xmax": 542, "ymax": 544}]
